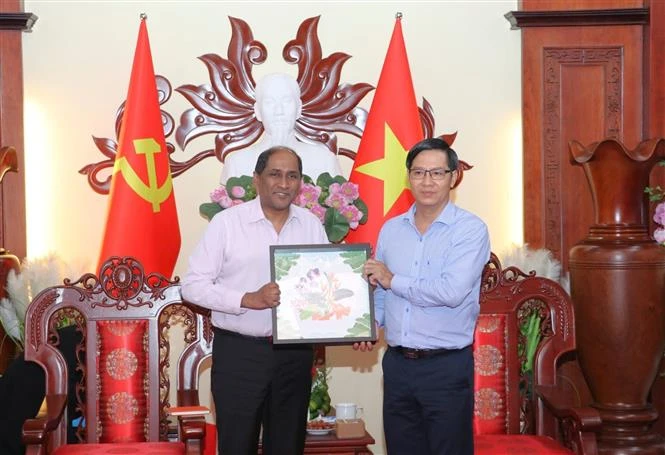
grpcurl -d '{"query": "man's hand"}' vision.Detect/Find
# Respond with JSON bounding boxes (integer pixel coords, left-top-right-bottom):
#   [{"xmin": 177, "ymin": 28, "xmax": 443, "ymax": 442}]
[
  {"xmin": 364, "ymin": 259, "xmax": 393, "ymax": 289},
  {"xmin": 241, "ymin": 283, "xmax": 281, "ymax": 309},
  {"xmin": 353, "ymin": 341, "xmax": 375, "ymax": 352},
  {"xmin": 352, "ymin": 321, "xmax": 380, "ymax": 352}
]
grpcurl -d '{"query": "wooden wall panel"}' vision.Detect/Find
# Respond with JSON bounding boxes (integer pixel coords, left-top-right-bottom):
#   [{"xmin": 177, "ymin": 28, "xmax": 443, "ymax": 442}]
[
  {"xmin": 522, "ymin": 26, "xmax": 643, "ymax": 268},
  {"xmin": 0, "ymin": 1, "xmax": 34, "ymax": 260},
  {"xmin": 520, "ymin": 0, "xmax": 644, "ymax": 11}
]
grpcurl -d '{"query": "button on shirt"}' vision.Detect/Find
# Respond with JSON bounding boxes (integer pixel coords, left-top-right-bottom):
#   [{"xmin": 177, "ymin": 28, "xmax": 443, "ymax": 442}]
[
  {"xmin": 374, "ymin": 202, "xmax": 490, "ymax": 350},
  {"xmin": 181, "ymin": 197, "xmax": 329, "ymax": 337}
]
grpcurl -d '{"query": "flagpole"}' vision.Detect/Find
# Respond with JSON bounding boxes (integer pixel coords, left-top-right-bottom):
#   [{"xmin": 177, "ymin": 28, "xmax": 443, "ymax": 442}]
[{"xmin": 345, "ymin": 10, "xmax": 423, "ymax": 249}]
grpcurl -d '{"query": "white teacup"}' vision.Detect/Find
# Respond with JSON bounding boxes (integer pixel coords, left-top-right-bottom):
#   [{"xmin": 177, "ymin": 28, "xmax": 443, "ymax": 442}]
[{"xmin": 335, "ymin": 402, "xmax": 363, "ymax": 421}]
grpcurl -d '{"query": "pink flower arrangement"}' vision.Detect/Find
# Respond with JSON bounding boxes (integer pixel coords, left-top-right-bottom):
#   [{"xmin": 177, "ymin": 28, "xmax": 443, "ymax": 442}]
[
  {"xmin": 654, "ymin": 202, "xmax": 665, "ymax": 245},
  {"xmin": 199, "ymin": 173, "xmax": 368, "ymax": 243},
  {"xmin": 646, "ymin": 161, "xmax": 665, "ymax": 246}
]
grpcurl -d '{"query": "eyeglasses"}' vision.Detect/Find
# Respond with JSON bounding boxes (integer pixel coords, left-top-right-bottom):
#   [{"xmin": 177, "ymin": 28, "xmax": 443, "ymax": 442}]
[{"xmin": 408, "ymin": 168, "xmax": 454, "ymax": 180}]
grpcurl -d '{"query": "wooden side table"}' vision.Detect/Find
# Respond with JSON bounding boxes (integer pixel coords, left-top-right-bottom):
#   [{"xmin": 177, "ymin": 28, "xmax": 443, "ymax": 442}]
[
  {"xmin": 303, "ymin": 431, "xmax": 375, "ymax": 454},
  {"xmin": 259, "ymin": 431, "xmax": 375, "ymax": 454}
]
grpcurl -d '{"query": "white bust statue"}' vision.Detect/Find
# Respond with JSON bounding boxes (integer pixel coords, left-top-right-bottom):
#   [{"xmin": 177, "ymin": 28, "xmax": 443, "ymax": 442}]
[{"xmin": 220, "ymin": 73, "xmax": 342, "ymax": 183}]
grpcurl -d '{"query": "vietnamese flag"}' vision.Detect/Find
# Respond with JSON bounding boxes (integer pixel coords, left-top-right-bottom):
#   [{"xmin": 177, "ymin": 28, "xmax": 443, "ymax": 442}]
[
  {"xmin": 98, "ymin": 17, "xmax": 180, "ymax": 277},
  {"xmin": 345, "ymin": 15, "xmax": 423, "ymax": 250}
]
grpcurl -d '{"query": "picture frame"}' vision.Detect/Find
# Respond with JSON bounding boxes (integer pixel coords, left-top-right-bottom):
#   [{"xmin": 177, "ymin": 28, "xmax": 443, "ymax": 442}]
[{"xmin": 270, "ymin": 243, "xmax": 376, "ymax": 344}]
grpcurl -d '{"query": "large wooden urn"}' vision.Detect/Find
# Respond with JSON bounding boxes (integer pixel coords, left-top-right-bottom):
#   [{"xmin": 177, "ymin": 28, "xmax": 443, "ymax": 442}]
[{"xmin": 569, "ymin": 138, "xmax": 665, "ymax": 454}]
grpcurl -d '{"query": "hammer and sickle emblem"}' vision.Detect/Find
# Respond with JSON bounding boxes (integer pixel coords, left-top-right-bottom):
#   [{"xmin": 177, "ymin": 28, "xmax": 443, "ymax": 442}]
[{"xmin": 113, "ymin": 138, "xmax": 173, "ymax": 213}]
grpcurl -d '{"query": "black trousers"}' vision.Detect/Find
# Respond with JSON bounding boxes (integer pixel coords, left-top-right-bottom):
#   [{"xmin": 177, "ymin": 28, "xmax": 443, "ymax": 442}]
[
  {"xmin": 383, "ymin": 345, "xmax": 474, "ymax": 455},
  {"xmin": 211, "ymin": 327, "xmax": 313, "ymax": 455}
]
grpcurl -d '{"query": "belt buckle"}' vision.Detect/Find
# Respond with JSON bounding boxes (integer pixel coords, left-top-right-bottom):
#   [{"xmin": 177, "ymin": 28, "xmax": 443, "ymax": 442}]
[{"xmin": 403, "ymin": 348, "xmax": 420, "ymax": 359}]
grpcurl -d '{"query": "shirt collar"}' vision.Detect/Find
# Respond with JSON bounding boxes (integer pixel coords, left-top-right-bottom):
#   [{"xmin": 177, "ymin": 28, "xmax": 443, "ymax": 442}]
[
  {"xmin": 402, "ymin": 201, "xmax": 456, "ymax": 226},
  {"xmin": 247, "ymin": 197, "xmax": 299, "ymax": 224}
]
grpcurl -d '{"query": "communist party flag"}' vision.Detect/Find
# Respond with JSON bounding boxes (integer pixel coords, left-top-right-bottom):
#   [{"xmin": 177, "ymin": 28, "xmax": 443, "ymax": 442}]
[
  {"xmin": 97, "ymin": 18, "xmax": 180, "ymax": 277},
  {"xmin": 345, "ymin": 15, "xmax": 423, "ymax": 250}
]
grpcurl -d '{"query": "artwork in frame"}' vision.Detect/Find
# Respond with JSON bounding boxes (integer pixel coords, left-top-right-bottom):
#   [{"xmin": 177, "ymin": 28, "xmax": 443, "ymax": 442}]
[{"xmin": 270, "ymin": 243, "xmax": 376, "ymax": 344}]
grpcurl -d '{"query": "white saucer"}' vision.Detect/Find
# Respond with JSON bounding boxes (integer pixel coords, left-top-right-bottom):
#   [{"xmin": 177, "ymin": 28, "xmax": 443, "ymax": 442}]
[{"xmin": 307, "ymin": 428, "xmax": 333, "ymax": 436}]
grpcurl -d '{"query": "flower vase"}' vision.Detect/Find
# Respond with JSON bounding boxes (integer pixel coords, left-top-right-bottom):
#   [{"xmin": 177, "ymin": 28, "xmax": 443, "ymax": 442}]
[
  {"xmin": 569, "ymin": 138, "xmax": 665, "ymax": 454},
  {"xmin": 0, "ymin": 248, "xmax": 20, "ymax": 374}
]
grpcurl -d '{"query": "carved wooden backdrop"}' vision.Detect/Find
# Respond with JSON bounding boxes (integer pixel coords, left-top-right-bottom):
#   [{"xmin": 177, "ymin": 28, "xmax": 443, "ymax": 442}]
[{"xmin": 80, "ymin": 16, "xmax": 470, "ymax": 195}]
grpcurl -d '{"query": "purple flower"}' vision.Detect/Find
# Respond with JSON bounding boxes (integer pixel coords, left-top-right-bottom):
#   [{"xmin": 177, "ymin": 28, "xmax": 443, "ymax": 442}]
[
  {"xmin": 296, "ymin": 184, "xmax": 321, "ymax": 208},
  {"xmin": 309, "ymin": 203, "xmax": 327, "ymax": 222},
  {"xmin": 210, "ymin": 186, "xmax": 229, "ymax": 203},
  {"xmin": 230, "ymin": 185, "xmax": 246, "ymax": 199},
  {"xmin": 328, "ymin": 182, "xmax": 342, "ymax": 195},
  {"xmin": 655, "ymin": 227, "xmax": 665, "ymax": 244},
  {"xmin": 339, "ymin": 182, "xmax": 359, "ymax": 202},
  {"xmin": 324, "ymin": 192, "xmax": 347, "ymax": 210},
  {"xmin": 339, "ymin": 205, "xmax": 362, "ymax": 229},
  {"xmin": 218, "ymin": 195, "xmax": 233, "ymax": 209},
  {"xmin": 654, "ymin": 202, "xmax": 665, "ymax": 226}
]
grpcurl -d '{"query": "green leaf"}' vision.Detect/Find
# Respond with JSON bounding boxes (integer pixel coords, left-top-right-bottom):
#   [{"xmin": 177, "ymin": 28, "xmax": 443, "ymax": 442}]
[
  {"xmin": 353, "ymin": 198, "xmax": 369, "ymax": 224},
  {"xmin": 339, "ymin": 250, "xmax": 366, "ymax": 273},
  {"xmin": 316, "ymin": 173, "xmax": 335, "ymax": 188},
  {"xmin": 199, "ymin": 202, "xmax": 223, "ymax": 221},
  {"xmin": 324, "ymin": 208, "xmax": 350, "ymax": 243},
  {"xmin": 333, "ymin": 289, "xmax": 354, "ymax": 300},
  {"xmin": 332, "ymin": 175, "xmax": 347, "ymax": 184},
  {"xmin": 303, "ymin": 174, "xmax": 315, "ymax": 185},
  {"xmin": 299, "ymin": 309, "xmax": 315, "ymax": 320},
  {"xmin": 225, "ymin": 175, "xmax": 257, "ymax": 201},
  {"xmin": 274, "ymin": 253, "xmax": 300, "ymax": 280},
  {"xmin": 346, "ymin": 313, "xmax": 371, "ymax": 337},
  {"xmin": 520, "ymin": 311, "xmax": 542, "ymax": 374}
]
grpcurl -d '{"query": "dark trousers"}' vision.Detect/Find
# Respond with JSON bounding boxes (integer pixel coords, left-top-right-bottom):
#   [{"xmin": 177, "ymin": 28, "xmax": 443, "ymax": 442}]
[
  {"xmin": 383, "ymin": 345, "xmax": 474, "ymax": 455},
  {"xmin": 211, "ymin": 327, "xmax": 313, "ymax": 455}
]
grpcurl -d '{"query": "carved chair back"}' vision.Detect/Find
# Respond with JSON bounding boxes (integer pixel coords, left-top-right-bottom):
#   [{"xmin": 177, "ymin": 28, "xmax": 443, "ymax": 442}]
[
  {"xmin": 23, "ymin": 256, "xmax": 213, "ymax": 450},
  {"xmin": 474, "ymin": 253, "xmax": 575, "ymax": 439}
]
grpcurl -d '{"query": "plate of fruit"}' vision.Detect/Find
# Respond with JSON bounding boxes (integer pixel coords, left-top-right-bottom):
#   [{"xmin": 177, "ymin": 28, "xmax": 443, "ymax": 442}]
[{"xmin": 306, "ymin": 416, "xmax": 336, "ymax": 436}]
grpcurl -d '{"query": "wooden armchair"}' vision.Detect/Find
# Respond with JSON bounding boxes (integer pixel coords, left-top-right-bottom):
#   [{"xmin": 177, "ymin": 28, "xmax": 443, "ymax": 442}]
[
  {"xmin": 473, "ymin": 253, "xmax": 601, "ymax": 454},
  {"xmin": 22, "ymin": 257, "xmax": 213, "ymax": 455}
]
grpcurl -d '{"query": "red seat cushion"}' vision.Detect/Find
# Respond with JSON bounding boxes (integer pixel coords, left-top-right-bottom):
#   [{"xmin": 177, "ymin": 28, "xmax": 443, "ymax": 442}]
[
  {"xmin": 97, "ymin": 320, "xmax": 149, "ymax": 443},
  {"xmin": 475, "ymin": 435, "xmax": 573, "ymax": 454},
  {"xmin": 473, "ymin": 314, "xmax": 509, "ymax": 435},
  {"xmin": 52, "ymin": 442, "xmax": 185, "ymax": 454}
]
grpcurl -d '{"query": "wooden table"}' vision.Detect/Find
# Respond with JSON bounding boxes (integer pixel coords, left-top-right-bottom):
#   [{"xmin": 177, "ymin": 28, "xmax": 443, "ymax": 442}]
[
  {"xmin": 303, "ymin": 431, "xmax": 375, "ymax": 454},
  {"xmin": 258, "ymin": 431, "xmax": 375, "ymax": 454}
]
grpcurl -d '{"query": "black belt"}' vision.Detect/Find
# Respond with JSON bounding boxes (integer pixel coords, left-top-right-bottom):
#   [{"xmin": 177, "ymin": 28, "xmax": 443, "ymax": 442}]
[
  {"xmin": 389, "ymin": 345, "xmax": 462, "ymax": 359},
  {"xmin": 213, "ymin": 326, "xmax": 272, "ymax": 343}
]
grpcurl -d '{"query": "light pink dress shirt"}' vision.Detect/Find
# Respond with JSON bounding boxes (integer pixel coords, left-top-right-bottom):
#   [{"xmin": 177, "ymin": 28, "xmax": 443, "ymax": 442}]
[{"xmin": 181, "ymin": 197, "xmax": 329, "ymax": 337}]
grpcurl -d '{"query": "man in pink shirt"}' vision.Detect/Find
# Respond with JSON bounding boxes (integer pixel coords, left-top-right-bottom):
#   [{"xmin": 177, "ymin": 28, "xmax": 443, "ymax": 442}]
[{"xmin": 182, "ymin": 146, "xmax": 329, "ymax": 454}]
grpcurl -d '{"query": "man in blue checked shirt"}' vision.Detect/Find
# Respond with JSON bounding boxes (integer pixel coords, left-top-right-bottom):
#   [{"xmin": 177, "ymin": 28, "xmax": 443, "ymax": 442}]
[{"xmin": 359, "ymin": 137, "xmax": 490, "ymax": 455}]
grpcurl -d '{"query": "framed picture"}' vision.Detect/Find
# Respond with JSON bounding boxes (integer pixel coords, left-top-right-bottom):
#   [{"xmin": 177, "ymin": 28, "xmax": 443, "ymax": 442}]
[{"xmin": 270, "ymin": 243, "xmax": 376, "ymax": 344}]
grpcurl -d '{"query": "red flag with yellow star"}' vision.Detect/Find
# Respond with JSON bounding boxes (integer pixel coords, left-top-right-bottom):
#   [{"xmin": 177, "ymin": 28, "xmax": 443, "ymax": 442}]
[
  {"xmin": 345, "ymin": 16, "xmax": 423, "ymax": 250},
  {"xmin": 98, "ymin": 18, "xmax": 180, "ymax": 277}
]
